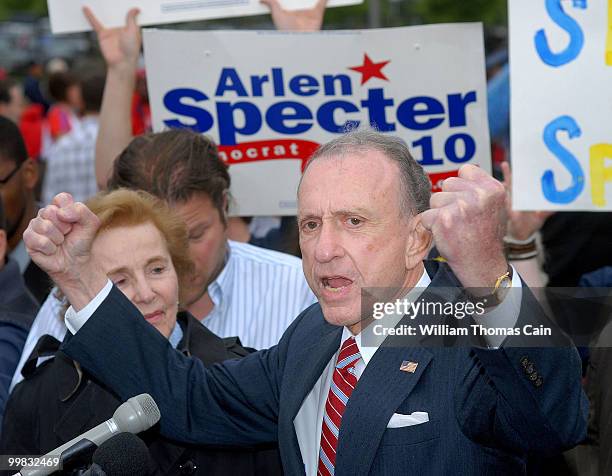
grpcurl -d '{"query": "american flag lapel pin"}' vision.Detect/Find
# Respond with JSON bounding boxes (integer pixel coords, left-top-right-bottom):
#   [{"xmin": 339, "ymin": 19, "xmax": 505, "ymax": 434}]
[{"xmin": 400, "ymin": 360, "xmax": 418, "ymax": 373}]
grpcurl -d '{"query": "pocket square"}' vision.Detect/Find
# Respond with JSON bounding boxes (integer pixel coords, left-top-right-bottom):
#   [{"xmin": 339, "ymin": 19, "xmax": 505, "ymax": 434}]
[{"xmin": 386, "ymin": 411, "xmax": 429, "ymax": 428}]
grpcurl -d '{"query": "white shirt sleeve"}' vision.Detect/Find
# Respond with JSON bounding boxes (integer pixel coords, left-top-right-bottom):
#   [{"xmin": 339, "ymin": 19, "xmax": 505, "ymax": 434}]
[
  {"xmin": 475, "ymin": 265, "xmax": 523, "ymax": 349},
  {"xmin": 64, "ymin": 279, "xmax": 113, "ymax": 335}
]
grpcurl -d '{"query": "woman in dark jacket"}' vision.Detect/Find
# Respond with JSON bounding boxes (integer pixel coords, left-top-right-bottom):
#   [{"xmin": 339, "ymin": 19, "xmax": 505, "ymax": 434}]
[{"xmin": 0, "ymin": 189, "xmax": 282, "ymax": 476}]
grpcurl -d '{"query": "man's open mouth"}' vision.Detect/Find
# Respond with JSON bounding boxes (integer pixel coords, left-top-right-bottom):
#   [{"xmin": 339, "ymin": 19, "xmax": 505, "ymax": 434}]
[{"xmin": 321, "ymin": 276, "xmax": 353, "ymax": 292}]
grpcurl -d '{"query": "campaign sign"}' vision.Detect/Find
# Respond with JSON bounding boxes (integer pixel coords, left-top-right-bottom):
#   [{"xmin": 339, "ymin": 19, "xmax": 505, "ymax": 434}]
[
  {"xmin": 48, "ymin": 0, "xmax": 361, "ymax": 34},
  {"xmin": 510, "ymin": 0, "xmax": 612, "ymax": 210},
  {"xmin": 144, "ymin": 25, "xmax": 491, "ymax": 215}
]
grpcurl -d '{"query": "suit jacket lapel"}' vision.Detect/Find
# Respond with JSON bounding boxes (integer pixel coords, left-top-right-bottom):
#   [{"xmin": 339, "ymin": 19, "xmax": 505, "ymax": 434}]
[
  {"xmin": 335, "ymin": 346, "xmax": 433, "ymax": 476},
  {"xmin": 280, "ymin": 318, "xmax": 343, "ymax": 476},
  {"xmin": 283, "ymin": 261, "xmax": 457, "ymax": 475},
  {"xmin": 285, "ymin": 321, "xmax": 343, "ymax": 420},
  {"xmin": 335, "ymin": 261, "xmax": 457, "ymax": 475}
]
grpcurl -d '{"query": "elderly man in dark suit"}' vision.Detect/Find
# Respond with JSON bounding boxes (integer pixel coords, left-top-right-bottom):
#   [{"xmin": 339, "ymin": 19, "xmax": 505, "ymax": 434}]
[{"xmin": 24, "ymin": 129, "xmax": 587, "ymax": 475}]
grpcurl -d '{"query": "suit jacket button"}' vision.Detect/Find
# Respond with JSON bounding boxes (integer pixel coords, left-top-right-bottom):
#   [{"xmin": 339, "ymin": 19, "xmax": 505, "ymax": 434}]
[
  {"xmin": 529, "ymin": 372, "xmax": 539, "ymax": 381},
  {"xmin": 179, "ymin": 461, "xmax": 197, "ymax": 475},
  {"xmin": 525, "ymin": 364, "xmax": 535, "ymax": 374},
  {"xmin": 520, "ymin": 356, "xmax": 530, "ymax": 368},
  {"xmin": 534, "ymin": 377, "xmax": 543, "ymax": 387}
]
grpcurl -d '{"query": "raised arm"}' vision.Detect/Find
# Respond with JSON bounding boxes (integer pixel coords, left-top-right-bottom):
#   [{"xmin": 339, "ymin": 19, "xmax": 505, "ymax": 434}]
[
  {"xmin": 84, "ymin": 7, "xmax": 141, "ymax": 189},
  {"xmin": 23, "ymin": 192, "xmax": 105, "ymax": 309},
  {"xmin": 501, "ymin": 161, "xmax": 553, "ymax": 288},
  {"xmin": 22, "ymin": 192, "xmax": 284, "ymax": 446}
]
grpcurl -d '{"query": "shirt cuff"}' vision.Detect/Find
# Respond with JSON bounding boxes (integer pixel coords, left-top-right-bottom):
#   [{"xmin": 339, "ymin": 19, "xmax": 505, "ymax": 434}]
[
  {"xmin": 65, "ymin": 279, "xmax": 114, "ymax": 335},
  {"xmin": 474, "ymin": 265, "xmax": 522, "ymax": 349}
]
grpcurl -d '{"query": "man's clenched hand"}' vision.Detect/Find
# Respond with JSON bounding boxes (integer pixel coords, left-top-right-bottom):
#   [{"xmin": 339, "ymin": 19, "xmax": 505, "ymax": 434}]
[
  {"xmin": 24, "ymin": 193, "xmax": 106, "ymax": 310},
  {"xmin": 420, "ymin": 164, "xmax": 508, "ymax": 290}
]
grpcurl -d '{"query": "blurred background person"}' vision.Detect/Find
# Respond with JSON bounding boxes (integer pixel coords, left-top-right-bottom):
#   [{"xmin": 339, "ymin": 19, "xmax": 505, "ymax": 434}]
[
  {"xmin": 0, "ymin": 78, "xmax": 25, "ymax": 125},
  {"xmin": 42, "ymin": 71, "xmax": 104, "ymax": 204},
  {"xmin": 0, "ymin": 116, "xmax": 50, "ymax": 304},
  {"xmin": 0, "ymin": 193, "xmax": 38, "ymax": 431},
  {"xmin": 22, "ymin": 61, "xmax": 49, "ymax": 115},
  {"xmin": 0, "ymin": 188, "xmax": 282, "ymax": 475},
  {"xmin": 45, "ymin": 70, "xmax": 82, "ymax": 142},
  {"xmin": 131, "ymin": 66, "xmax": 151, "ymax": 136}
]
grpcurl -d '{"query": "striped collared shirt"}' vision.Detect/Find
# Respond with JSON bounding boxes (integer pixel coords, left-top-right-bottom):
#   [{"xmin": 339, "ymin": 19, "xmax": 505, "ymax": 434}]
[{"xmin": 202, "ymin": 240, "xmax": 316, "ymax": 350}]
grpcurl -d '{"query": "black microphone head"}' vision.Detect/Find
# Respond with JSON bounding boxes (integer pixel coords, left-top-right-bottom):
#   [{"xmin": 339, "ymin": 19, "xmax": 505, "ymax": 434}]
[{"xmin": 92, "ymin": 432, "xmax": 152, "ymax": 476}]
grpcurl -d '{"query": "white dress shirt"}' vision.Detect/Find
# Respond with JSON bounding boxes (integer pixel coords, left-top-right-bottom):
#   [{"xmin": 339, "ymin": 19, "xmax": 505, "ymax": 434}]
[{"xmin": 201, "ymin": 241, "xmax": 316, "ymax": 349}]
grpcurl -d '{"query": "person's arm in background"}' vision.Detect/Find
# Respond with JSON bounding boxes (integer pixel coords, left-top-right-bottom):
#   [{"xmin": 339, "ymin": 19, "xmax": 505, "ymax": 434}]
[
  {"xmin": 90, "ymin": 0, "xmax": 327, "ymax": 190},
  {"xmin": 86, "ymin": 7, "xmax": 141, "ymax": 190},
  {"xmin": 501, "ymin": 161, "xmax": 553, "ymax": 288}
]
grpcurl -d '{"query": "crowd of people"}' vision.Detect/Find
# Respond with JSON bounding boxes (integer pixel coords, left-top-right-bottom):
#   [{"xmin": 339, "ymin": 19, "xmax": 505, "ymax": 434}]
[{"xmin": 0, "ymin": 2, "xmax": 610, "ymax": 475}]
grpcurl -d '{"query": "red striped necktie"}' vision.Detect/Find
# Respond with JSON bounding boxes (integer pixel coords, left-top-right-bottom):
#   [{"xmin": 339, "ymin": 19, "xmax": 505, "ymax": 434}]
[{"xmin": 318, "ymin": 336, "xmax": 361, "ymax": 476}]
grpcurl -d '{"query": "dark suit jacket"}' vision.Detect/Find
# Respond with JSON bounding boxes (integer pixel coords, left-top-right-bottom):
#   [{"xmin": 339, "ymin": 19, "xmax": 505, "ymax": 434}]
[
  {"xmin": 62, "ymin": 261, "xmax": 588, "ymax": 475},
  {"xmin": 1, "ymin": 312, "xmax": 282, "ymax": 476},
  {"xmin": 586, "ymin": 322, "xmax": 612, "ymax": 475}
]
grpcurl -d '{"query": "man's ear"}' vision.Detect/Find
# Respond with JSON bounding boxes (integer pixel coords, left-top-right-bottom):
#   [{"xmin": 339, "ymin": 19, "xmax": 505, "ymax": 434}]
[
  {"xmin": 0, "ymin": 229, "xmax": 7, "ymax": 268},
  {"xmin": 222, "ymin": 190, "xmax": 229, "ymax": 214},
  {"xmin": 404, "ymin": 214, "xmax": 432, "ymax": 270},
  {"xmin": 21, "ymin": 158, "xmax": 39, "ymax": 191},
  {"xmin": 217, "ymin": 190, "xmax": 231, "ymax": 229}
]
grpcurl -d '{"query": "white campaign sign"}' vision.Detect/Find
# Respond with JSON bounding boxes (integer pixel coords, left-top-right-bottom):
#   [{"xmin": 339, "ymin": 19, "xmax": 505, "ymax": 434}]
[
  {"xmin": 144, "ymin": 25, "xmax": 491, "ymax": 215},
  {"xmin": 510, "ymin": 0, "xmax": 612, "ymax": 210},
  {"xmin": 47, "ymin": 0, "xmax": 361, "ymax": 34}
]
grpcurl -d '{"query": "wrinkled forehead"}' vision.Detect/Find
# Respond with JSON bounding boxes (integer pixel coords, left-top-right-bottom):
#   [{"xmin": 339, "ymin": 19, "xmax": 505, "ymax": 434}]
[{"xmin": 298, "ymin": 152, "xmax": 402, "ymax": 215}]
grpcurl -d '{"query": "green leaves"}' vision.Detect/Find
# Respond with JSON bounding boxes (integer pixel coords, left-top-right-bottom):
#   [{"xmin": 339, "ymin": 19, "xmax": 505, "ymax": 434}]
[{"xmin": 0, "ymin": 0, "xmax": 47, "ymax": 21}]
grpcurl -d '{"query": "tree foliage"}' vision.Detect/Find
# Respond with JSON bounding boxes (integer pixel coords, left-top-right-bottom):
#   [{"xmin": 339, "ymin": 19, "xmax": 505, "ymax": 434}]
[
  {"xmin": 0, "ymin": 0, "xmax": 47, "ymax": 20},
  {"xmin": 413, "ymin": 0, "xmax": 507, "ymax": 26}
]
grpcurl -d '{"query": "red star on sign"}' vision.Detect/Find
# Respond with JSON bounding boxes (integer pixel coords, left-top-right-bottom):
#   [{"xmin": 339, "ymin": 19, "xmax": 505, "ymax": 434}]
[{"xmin": 348, "ymin": 54, "xmax": 391, "ymax": 85}]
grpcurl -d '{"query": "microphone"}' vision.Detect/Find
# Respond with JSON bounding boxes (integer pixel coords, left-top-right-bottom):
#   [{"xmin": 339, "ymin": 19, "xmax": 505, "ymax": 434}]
[
  {"xmin": 18, "ymin": 394, "xmax": 160, "ymax": 476},
  {"xmin": 82, "ymin": 433, "xmax": 152, "ymax": 476}
]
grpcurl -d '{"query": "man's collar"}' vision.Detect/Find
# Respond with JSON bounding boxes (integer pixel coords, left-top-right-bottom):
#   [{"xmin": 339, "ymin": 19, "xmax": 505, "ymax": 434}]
[
  {"xmin": 8, "ymin": 239, "xmax": 30, "ymax": 273},
  {"xmin": 343, "ymin": 267, "xmax": 431, "ymax": 366},
  {"xmin": 207, "ymin": 241, "xmax": 234, "ymax": 311}
]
